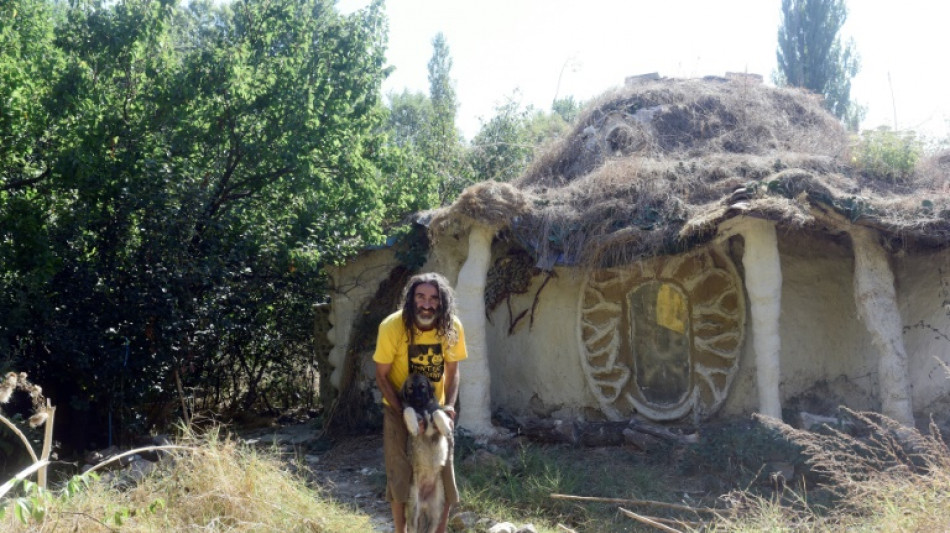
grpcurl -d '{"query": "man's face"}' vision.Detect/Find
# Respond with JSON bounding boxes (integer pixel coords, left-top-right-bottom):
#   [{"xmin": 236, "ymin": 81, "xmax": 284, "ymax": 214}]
[{"xmin": 413, "ymin": 282, "xmax": 441, "ymax": 330}]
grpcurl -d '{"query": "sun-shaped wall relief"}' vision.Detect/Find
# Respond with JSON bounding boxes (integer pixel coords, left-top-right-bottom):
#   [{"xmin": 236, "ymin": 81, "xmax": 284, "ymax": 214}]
[{"xmin": 577, "ymin": 245, "xmax": 745, "ymax": 421}]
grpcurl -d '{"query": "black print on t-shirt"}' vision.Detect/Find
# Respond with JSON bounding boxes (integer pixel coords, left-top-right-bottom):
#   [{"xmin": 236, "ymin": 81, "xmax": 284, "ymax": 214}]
[{"xmin": 408, "ymin": 343, "xmax": 444, "ymax": 381}]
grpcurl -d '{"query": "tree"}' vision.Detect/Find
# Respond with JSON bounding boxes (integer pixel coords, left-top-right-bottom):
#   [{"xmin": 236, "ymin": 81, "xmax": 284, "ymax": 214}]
[
  {"xmin": 426, "ymin": 33, "xmax": 458, "ymax": 152},
  {"xmin": 423, "ymin": 33, "xmax": 469, "ymax": 203},
  {"xmin": 379, "ymin": 33, "xmax": 468, "ymax": 205},
  {"xmin": 776, "ymin": 0, "xmax": 862, "ymax": 127},
  {"xmin": 468, "ymin": 95, "xmax": 577, "ymax": 183},
  {"xmin": 0, "ymin": 0, "xmax": 409, "ymax": 447}
]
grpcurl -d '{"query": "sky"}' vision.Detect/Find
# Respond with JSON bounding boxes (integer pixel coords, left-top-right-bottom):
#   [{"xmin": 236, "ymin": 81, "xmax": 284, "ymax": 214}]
[{"xmin": 337, "ymin": 0, "xmax": 950, "ymax": 142}]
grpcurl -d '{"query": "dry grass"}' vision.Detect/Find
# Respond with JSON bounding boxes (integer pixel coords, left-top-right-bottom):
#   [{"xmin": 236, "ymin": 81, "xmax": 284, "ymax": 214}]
[
  {"xmin": 520, "ymin": 78, "xmax": 848, "ymax": 186},
  {"xmin": 432, "ymin": 76, "xmax": 950, "ymax": 269},
  {"xmin": 703, "ymin": 411, "xmax": 950, "ymax": 532},
  {"xmin": 0, "ymin": 428, "xmax": 371, "ymax": 532}
]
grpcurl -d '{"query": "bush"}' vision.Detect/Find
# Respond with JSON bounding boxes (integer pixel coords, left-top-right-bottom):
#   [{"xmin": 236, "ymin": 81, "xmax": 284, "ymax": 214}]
[{"xmin": 852, "ymin": 128, "xmax": 922, "ymax": 182}]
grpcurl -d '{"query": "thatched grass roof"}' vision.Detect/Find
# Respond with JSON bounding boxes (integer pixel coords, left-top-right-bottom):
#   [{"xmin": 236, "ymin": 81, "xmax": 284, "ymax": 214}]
[{"xmin": 432, "ymin": 77, "xmax": 950, "ymax": 268}]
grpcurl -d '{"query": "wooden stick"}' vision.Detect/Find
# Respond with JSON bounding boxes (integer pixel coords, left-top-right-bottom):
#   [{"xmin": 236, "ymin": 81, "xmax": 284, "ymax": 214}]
[
  {"xmin": 0, "ymin": 412, "xmax": 38, "ymax": 462},
  {"xmin": 38, "ymin": 402, "xmax": 55, "ymax": 489},
  {"xmin": 174, "ymin": 368, "xmax": 192, "ymax": 427},
  {"xmin": 551, "ymin": 493, "xmax": 723, "ymax": 514},
  {"xmin": 639, "ymin": 515, "xmax": 703, "ymax": 528},
  {"xmin": 619, "ymin": 507, "xmax": 683, "ymax": 533},
  {"xmin": 556, "ymin": 524, "xmax": 578, "ymax": 533}
]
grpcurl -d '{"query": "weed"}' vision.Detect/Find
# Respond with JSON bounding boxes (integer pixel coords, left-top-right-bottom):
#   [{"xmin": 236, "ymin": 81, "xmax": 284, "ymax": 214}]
[
  {"xmin": 1, "ymin": 428, "xmax": 370, "ymax": 532},
  {"xmin": 852, "ymin": 127, "xmax": 922, "ymax": 183}
]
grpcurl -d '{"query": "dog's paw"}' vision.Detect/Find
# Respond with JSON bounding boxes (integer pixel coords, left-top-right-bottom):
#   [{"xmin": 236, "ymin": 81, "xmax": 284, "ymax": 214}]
[
  {"xmin": 403, "ymin": 407, "xmax": 420, "ymax": 437},
  {"xmin": 431, "ymin": 409, "xmax": 452, "ymax": 436}
]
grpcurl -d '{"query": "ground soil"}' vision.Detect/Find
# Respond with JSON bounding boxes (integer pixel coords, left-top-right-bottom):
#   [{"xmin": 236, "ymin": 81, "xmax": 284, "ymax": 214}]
[
  {"xmin": 238, "ymin": 422, "xmax": 393, "ymax": 531},
  {"xmin": 236, "ymin": 415, "xmax": 810, "ymax": 532},
  {"xmin": 307, "ymin": 433, "xmax": 392, "ymax": 531}
]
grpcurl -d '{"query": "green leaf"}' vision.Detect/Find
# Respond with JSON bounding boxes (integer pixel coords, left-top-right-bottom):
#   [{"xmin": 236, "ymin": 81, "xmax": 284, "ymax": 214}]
[
  {"xmin": 148, "ymin": 498, "xmax": 166, "ymax": 513},
  {"xmin": 14, "ymin": 499, "xmax": 29, "ymax": 524}
]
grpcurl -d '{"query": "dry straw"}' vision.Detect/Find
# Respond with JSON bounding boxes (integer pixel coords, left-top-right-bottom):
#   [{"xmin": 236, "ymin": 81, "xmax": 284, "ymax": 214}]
[{"xmin": 436, "ymin": 77, "xmax": 950, "ymax": 269}]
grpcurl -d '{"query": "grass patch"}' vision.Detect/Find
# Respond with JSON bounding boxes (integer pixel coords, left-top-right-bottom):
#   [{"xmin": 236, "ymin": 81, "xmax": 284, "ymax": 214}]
[
  {"xmin": 456, "ymin": 442, "xmax": 673, "ymax": 532},
  {"xmin": 1, "ymin": 428, "xmax": 371, "ymax": 532}
]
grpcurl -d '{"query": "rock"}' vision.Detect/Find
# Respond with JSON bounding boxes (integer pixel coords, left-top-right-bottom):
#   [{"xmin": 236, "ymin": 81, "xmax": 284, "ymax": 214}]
[
  {"xmin": 85, "ymin": 445, "xmax": 119, "ymax": 465},
  {"xmin": 126, "ymin": 458, "xmax": 157, "ymax": 482},
  {"xmin": 515, "ymin": 524, "xmax": 538, "ymax": 533},
  {"xmin": 488, "ymin": 522, "xmax": 517, "ymax": 533},
  {"xmin": 622, "ymin": 428, "xmax": 661, "ymax": 451},
  {"xmin": 137, "ymin": 435, "xmax": 173, "ymax": 461},
  {"xmin": 119, "ymin": 453, "xmax": 140, "ymax": 467},
  {"xmin": 449, "ymin": 511, "xmax": 478, "ymax": 530},
  {"xmin": 761, "ymin": 461, "xmax": 796, "ymax": 488},
  {"xmin": 799, "ymin": 411, "xmax": 853, "ymax": 432}
]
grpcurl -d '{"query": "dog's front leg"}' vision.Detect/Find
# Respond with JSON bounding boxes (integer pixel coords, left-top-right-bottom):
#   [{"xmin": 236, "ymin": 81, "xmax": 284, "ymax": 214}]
[
  {"xmin": 403, "ymin": 407, "xmax": 422, "ymax": 437},
  {"xmin": 431, "ymin": 409, "xmax": 452, "ymax": 437}
]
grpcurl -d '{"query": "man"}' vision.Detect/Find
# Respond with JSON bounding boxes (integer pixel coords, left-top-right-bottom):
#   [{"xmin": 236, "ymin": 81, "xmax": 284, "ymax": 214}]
[{"xmin": 374, "ymin": 272, "xmax": 467, "ymax": 533}]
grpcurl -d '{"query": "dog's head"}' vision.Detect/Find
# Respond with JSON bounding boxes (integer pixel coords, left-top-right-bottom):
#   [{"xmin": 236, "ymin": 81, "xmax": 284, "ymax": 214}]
[{"xmin": 401, "ymin": 373, "xmax": 435, "ymax": 413}]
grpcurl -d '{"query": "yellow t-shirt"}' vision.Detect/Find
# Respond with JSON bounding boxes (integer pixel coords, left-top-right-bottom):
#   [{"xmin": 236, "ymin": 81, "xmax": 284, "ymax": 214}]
[{"xmin": 372, "ymin": 310, "xmax": 467, "ymax": 406}]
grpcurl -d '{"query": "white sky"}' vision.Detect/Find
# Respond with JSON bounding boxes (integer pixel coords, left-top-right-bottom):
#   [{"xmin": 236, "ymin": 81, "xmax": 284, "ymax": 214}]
[{"xmin": 338, "ymin": 0, "xmax": 950, "ymax": 141}]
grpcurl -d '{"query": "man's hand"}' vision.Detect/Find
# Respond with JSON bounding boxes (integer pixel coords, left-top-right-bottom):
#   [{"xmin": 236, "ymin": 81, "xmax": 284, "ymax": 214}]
[{"xmin": 443, "ymin": 405, "xmax": 456, "ymax": 421}]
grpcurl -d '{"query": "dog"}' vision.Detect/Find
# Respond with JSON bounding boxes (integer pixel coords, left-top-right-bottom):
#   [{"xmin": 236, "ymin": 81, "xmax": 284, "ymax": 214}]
[{"xmin": 401, "ymin": 373, "xmax": 453, "ymax": 533}]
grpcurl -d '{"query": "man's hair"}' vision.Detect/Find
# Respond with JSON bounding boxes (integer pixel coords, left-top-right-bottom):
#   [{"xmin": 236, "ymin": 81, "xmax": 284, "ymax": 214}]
[{"xmin": 401, "ymin": 272, "xmax": 459, "ymax": 347}]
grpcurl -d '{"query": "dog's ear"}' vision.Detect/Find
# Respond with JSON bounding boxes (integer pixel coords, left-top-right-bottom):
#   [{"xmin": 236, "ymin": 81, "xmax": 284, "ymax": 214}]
[{"xmin": 400, "ymin": 376, "xmax": 412, "ymax": 401}]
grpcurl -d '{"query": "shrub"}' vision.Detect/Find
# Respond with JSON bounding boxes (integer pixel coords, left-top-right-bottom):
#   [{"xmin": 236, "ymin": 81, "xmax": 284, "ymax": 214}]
[{"xmin": 852, "ymin": 127, "xmax": 922, "ymax": 183}]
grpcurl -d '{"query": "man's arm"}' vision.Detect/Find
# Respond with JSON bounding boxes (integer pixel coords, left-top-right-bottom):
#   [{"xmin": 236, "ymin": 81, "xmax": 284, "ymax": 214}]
[
  {"xmin": 442, "ymin": 360, "xmax": 460, "ymax": 419},
  {"xmin": 375, "ymin": 362, "xmax": 403, "ymax": 412}
]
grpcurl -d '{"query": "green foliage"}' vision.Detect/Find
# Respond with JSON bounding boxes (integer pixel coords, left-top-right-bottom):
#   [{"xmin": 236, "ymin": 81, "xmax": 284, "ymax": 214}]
[
  {"xmin": 852, "ymin": 128, "xmax": 922, "ymax": 182},
  {"xmin": 551, "ymin": 96, "xmax": 582, "ymax": 124},
  {"xmin": 379, "ymin": 33, "xmax": 468, "ymax": 207},
  {"xmin": 424, "ymin": 33, "xmax": 469, "ymax": 204},
  {"xmin": 380, "ymin": 90, "xmax": 441, "ymax": 211},
  {"xmin": 3, "ymin": 473, "xmax": 99, "ymax": 525},
  {"xmin": 776, "ymin": 0, "xmax": 861, "ymax": 126},
  {"xmin": 0, "ymin": 0, "xmax": 419, "ymax": 444},
  {"xmin": 467, "ymin": 95, "xmax": 574, "ymax": 185}
]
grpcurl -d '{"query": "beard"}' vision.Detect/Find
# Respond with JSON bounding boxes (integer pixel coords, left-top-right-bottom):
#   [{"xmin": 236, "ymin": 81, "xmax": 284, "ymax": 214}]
[{"xmin": 415, "ymin": 309, "xmax": 437, "ymax": 329}]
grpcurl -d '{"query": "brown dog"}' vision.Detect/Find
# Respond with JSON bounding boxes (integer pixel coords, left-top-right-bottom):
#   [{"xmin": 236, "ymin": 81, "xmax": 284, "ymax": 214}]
[{"xmin": 401, "ymin": 373, "xmax": 453, "ymax": 533}]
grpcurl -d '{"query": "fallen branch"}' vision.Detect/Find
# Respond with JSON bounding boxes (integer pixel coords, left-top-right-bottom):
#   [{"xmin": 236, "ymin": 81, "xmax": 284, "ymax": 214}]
[
  {"xmin": 83, "ymin": 445, "xmax": 199, "ymax": 475},
  {"xmin": 551, "ymin": 493, "xmax": 724, "ymax": 514},
  {"xmin": 556, "ymin": 524, "xmax": 578, "ymax": 533},
  {"xmin": 619, "ymin": 507, "xmax": 683, "ymax": 533},
  {"xmin": 0, "ymin": 412, "xmax": 38, "ymax": 463},
  {"xmin": 52, "ymin": 511, "xmax": 119, "ymax": 532},
  {"xmin": 0, "ymin": 460, "xmax": 50, "ymax": 500}
]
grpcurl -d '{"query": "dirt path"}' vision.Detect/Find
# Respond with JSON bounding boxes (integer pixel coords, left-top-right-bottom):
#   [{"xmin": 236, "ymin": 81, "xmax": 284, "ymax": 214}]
[
  {"xmin": 239, "ymin": 423, "xmax": 393, "ymax": 531},
  {"xmin": 308, "ymin": 433, "xmax": 392, "ymax": 531}
]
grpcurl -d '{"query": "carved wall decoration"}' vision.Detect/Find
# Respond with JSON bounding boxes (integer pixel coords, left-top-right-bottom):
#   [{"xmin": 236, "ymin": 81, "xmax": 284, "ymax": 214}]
[{"xmin": 577, "ymin": 245, "xmax": 745, "ymax": 421}]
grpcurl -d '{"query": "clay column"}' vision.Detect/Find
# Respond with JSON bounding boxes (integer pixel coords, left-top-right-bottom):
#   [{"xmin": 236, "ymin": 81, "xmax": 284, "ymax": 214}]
[
  {"xmin": 454, "ymin": 224, "xmax": 495, "ymax": 436},
  {"xmin": 849, "ymin": 225, "xmax": 915, "ymax": 427},
  {"xmin": 738, "ymin": 218, "xmax": 783, "ymax": 419}
]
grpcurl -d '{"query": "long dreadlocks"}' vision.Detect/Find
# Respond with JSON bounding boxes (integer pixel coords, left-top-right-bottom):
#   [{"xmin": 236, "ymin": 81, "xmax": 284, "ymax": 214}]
[{"xmin": 400, "ymin": 272, "xmax": 459, "ymax": 348}]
